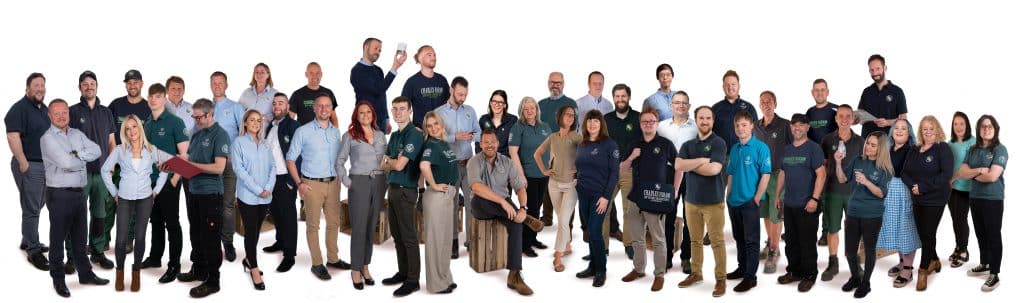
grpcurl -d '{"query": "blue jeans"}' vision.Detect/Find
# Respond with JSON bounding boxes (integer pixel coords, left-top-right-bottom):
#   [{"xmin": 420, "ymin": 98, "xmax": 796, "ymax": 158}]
[{"xmin": 577, "ymin": 187, "xmax": 607, "ymax": 274}]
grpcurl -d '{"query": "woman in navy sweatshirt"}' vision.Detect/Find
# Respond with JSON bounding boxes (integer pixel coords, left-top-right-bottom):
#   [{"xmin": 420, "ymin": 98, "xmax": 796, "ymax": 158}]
[
  {"xmin": 900, "ymin": 115, "xmax": 954, "ymax": 291},
  {"xmin": 573, "ymin": 109, "xmax": 619, "ymax": 288}
]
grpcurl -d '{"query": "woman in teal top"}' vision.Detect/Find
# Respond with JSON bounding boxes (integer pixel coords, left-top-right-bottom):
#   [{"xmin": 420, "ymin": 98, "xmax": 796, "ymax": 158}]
[
  {"xmin": 418, "ymin": 112, "xmax": 459, "ymax": 294},
  {"xmin": 947, "ymin": 111, "xmax": 975, "ymax": 267},
  {"xmin": 834, "ymin": 131, "xmax": 893, "ymax": 298},
  {"xmin": 956, "ymin": 114, "xmax": 1006, "ymax": 292},
  {"xmin": 508, "ymin": 97, "xmax": 551, "ymax": 256}
]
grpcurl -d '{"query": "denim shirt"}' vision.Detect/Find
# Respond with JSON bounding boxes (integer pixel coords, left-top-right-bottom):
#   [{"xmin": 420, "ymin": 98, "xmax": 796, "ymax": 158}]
[
  {"xmin": 232, "ymin": 134, "xmax": 276, "ymax": 205},
  {"xmin": 435, "ymin": 102, "xmax": 481, "ymax": 160},
  {"xmin": 101, "ymin": 143, "xmax": 171, "ymax": 200},
  {"xmin": 213, "ymin": 97, "xmax": 246, "ymax": 141},
  {"xmin": 286, "ymin": 120, "xmax": 341, "ymax": 178}
]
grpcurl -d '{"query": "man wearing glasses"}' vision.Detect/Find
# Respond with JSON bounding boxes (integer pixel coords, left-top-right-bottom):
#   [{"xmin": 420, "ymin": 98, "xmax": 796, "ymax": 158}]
[
  {"xmin": 656, "ymin": 91, "xmax": 698, "ymax": 273},
  {"xmin": 643, "ymin": 64, "xmax": 676, "ymax": 121}
]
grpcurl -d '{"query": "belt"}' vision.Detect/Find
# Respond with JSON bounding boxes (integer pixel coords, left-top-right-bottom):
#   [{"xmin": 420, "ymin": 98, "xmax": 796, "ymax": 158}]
[
  {"xmin": 302, "ymin": 175, "xmax": 336, "ymax": 183},
  {"xmin": 371, "ymin": 170, "xmax": 385, "ymax": 176},
  {"xmin": 48, "ymin": 187, "xmax": 83, "ymax": 192},
  {"xmin": 456, "ymin": 159, "xmax": 469, "ymax": 166}
]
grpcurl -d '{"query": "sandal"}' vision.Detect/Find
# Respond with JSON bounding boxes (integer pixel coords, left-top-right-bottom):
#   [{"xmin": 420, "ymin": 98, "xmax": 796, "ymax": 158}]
[
  {"xmin": 893, "ymin": 266, "xmax": 914, "ymax": 288},
  {"xmin": 888, "ymin": 265, "xmax": 901, "ymax": 277},
  {"xmin": 951, "ymin": 251, "xmax": 969, "ymax": 268}
]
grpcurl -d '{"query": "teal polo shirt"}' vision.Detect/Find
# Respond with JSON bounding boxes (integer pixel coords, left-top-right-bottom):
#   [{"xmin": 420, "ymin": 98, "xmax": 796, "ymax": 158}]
[
  {"xmin": 187, "ymin": 123, "xmax": 231, "ymax": 195},
  {"xmin": 145, "ymin": 111, "xmax": 188, "ymax": 182},
  {"xmin": 421, "ymin": 138, "xmax": 458, "ymax": 184},
  {"xmin": 386, "ymin": 123, "xmax": 425, "ymax": 188},
  {"xmin": 965, "ymin": 144, "xmax": 1008, "ymax": 200},
  {"xmin": 726, "ymin": 136, "xmax": 772, "ymax": 206},
  {"xmin": 508, "ymin": 121, "xmax": 552, "ymax": 178}
]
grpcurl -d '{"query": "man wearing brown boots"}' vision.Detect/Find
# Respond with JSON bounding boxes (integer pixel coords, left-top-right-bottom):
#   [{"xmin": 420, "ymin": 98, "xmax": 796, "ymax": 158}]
[{"xmin": 468, "ymin": 129, "xmax": 544, "ymax": 295}]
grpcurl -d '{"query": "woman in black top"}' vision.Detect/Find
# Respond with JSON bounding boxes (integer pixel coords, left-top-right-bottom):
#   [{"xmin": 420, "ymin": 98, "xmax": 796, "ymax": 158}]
[
  {"xmin": 572, "ymin": 110, "xmax": 619, "ymax": 288},
  {"xmin": 900, "ymin": 115, "xmax": 954, "ymax": 291},
  {"xmin": 477, "ymin": 89, "xmax": 517, "ymax": 156}
]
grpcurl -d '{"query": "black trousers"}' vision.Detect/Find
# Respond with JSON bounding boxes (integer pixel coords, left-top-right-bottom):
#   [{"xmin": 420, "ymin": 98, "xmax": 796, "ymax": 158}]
[
  {"xmin": 148, "ymin": 181, "xmax": 183, "ymax": 266},
  {"xmin": 238, "ymin": 201, "xmax": 268, "ymax": 268},
  {"xmin": 948, "ymin": 189, "xmax": 971, "ymax": 251},
  {"xmin": 971, "ymin": 198, "xmax": 1003, "ymax": 274},
  {"xmin": 729, "ymin": 201, "xmax": 760, "ymax": 280},
  {"xmin": 388, "ymin": 185, "xmax": 420, "ymax": 282},
  {"xmin": 783, "ymin": 206, "xmax": 819, "ymax": 279},
  {"xmin": 668, "ymin": 177, "xmax": 691, "ymax": 263},
  {"xmin": 913, "ymin": 204, "xmax": 945, "ymax": 268},
  {"xmin": 524, "ymin": 177, "xmax": 547, "ymax": 248},
  {"xmin": 188, "ymin": 193, "xmax": 223, "ymax": 285},
  {"xmin": 470, "ymin": 196, "xmax": 524, "ymax": 271},
  {"xmin": 47, "ymin": 187, "xmax": 95, "ymax": 282},
  {"xmin": 844, "ymin": 215, "xmax": 881, "ymax": 283},
  {"xmin": 269, "ymin": 175, "xmax": 298, "ymax": 257}
]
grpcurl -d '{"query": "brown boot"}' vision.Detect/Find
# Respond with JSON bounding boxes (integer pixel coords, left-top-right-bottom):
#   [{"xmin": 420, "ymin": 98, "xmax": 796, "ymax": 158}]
[
  {"xmin": 651, "ymin": 276, "xmax": 665, "ymax": 291},
  {"xmin": 522, "ymin": 215, "xmax": 544, "ymax": 233},
  {"xmin": 115, "ymin": 269, "xmax": 125, "ymax": 291},
  {"xmin": 927, "ymin": 259, "xmax": 942, "ymax": 274},
  {"xmin": 131, "ymin": 269, "xmax": 141, "ymax": 292},
  {"xmin": 917, "ymin": 268, "xmax": 929, "ymax": 291},
  {"xmin": 506, "ymin": 270, "xmax": 534, "ymax": 296}
]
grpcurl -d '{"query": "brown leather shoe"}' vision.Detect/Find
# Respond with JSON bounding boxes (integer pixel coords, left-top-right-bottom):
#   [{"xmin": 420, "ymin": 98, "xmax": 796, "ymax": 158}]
[
  {"xmin": 927, "ymin": 259, "xmax": 942, "ymax": 274},
  {"xmin": 917, "ymin": 268, "xmax": 929, "ymax": 291},
  {"xmin": 678, "ymin": 274, "xmax": 703, "ymax": 288},
  {"xmin": 651, "ymin": 276, "xmax": 665, "ymax": 291},
  {"xmin": 522, "ymin": 215, "xmax": 544, "ymax": 233},
  {"xmin": 798, "ymin": 278, "xmax": 815, "ymax": 292},
  {"xmin": 713, "ymin": 279, "xmax": 726, "ymax": 297},
  {"xmin": 115, "ymin": 269, "xmax": 125, "ymax": 291},
  {"xmin": 778, "ymin": 273, "xmax": 800, "ymax": 284},
  {"xmin": 506, "ymin": 270, "xmax": 533, "ymax": 296},
  {"xmin": 621, "ymin": 271, "xmax": 646, "ymax": 282},
  {"xmin": 131, "ymin": 269, "xmax": 141, "ymax": 292}
]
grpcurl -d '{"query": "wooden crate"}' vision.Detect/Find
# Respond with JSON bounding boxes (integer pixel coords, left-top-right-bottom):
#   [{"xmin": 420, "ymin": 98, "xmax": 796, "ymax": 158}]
[
  {"xmin": 645, "ymin": 217, "xmax": 683, "ymax": 253},
  {"xmin": 234, "ymin": 203, "xmax": 275, "ymax": 236},
  {"xmin": 467, "ymin": 216, "xmax": 508, "ymax": 273},
  {"xmin": 340, "ymin": 199, "xmax": 391, "ymax": 245},
  {"xmin": 416, "ymin": 205, "xmax": 463, "ymax": 244}
]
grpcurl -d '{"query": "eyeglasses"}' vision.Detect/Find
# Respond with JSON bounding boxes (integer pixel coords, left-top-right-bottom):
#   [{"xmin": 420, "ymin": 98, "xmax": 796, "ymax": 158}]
[
  {"xmin": 640, "ymin": 120, "xmax": 658, "ymax": 125},
  {"xmin": 672, "ymin": 101, "xmax": 690, "ymax": 105},
  {"xmin": 979, "ymin": 124, "xmax": 995, "ymax": 129},
  {"xmin": 191, "ymin": 113, "xmax": 208, "ymax": 120},
  {"xmin": 489, "ymin": 100, "xmax": 505, "ymax": 104}
]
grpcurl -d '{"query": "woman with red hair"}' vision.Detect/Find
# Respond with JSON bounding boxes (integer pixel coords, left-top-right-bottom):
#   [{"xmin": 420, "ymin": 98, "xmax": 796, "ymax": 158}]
[{"xmin": 336, "ymin": 101, "xmax": 387, "ymax": 290}]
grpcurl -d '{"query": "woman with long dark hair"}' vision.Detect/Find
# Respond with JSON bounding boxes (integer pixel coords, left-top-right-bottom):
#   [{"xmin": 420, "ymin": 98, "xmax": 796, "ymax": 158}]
[
  {"xmin": 573, "ymin": 109, "xmax": 619, "ymax": 288},
  {"xmin": 336, "ymin": 101, "xmax": 387, "ymax": 290},
  {"xmin": 957, "ymin": 115, "xmax": 1006, "ymax": 292},
  {"xmin": 947, "ymin": 112, "xmax": 975, "ymax": 268},
  {"xmin": 478, "ymin": 89, "xmax": 517, "ymax": 156}
]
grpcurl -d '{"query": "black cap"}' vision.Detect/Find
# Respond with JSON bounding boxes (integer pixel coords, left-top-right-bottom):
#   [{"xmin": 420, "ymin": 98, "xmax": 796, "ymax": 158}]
[
  {"xmin": 791, "ymin": 113, "xmax": 810, "ymax": 124},
  {"xmin": 123, "ymin": 69, "xmax": 142, "ymax": 82},
  {"xmin": 79, "ymin": 70, "xmax": 97, "ymax": 83}
]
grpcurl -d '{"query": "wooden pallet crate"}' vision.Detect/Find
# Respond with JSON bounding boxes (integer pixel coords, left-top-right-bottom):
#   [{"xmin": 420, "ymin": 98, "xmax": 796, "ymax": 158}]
[
  {"xmin": 467, "ymin": 216, "xmax": 508, "ymax": 273},
  {"xmin": 340, "ymin": 199, "xmax": 391, "ymax": 245}
]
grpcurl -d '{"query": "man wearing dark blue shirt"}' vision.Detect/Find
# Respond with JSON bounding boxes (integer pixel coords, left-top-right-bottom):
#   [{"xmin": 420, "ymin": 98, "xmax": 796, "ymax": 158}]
[
  {"xmin": 6, "ymin": 73, "xmax": 51, "ymax": 271},
  {"xmin": 351, "ymin": 37, "xmax": 406, "ymax": 133},
  {"xmin": 401, "ymin": 45, "xmax": 449, "ymax": 128},
  {"xmin": 775, "ymin": 114, "xmax": 826, "ymax": 292},
  {"xmin": 857, "ymin": 54, "xmax": 907, "ymax": 136}
]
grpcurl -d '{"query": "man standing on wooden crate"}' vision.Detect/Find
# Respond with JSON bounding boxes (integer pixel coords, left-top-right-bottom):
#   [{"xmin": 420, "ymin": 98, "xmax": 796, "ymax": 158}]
[{"xmin": 467, "ymin": 129, "xmax": 543, "ymax": 296}]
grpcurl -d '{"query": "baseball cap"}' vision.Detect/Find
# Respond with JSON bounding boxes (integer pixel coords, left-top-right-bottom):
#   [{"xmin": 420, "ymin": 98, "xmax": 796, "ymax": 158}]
[
  {"xmin": 791, "ymin": 113, "xmax": 810, "ymax": 124},
  {"xmin": 123, "ymin": 69, "xmax": 143, "ymax": 82},
  {"xmin": 79, "ymin": 70, "xmax": 97, "ymax": 83}
]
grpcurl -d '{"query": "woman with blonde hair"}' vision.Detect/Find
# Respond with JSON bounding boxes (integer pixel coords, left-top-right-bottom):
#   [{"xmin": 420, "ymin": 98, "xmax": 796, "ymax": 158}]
[
  {"xmin": 877, "ymin": 119, "xmax": 921, "ymax": 288},
  {"xmin": 231, "ymin": 109, "xmax": 276, "ymax": 291},
  {"xmin": 900, "ymin": 115, "xmax": 954, "ymax": 290},
  {"xmin": 238, "ymin": 62, "xmax": 278, "ymax": 122},
  {"xmin": 101, "ymin": 114, "xmax": 172, "ymax": 292},
  {"xmin": 419, "ymin": 111, "xmax": 458, "ymax": 294},
  {"xmin": 509, "ymin": 97, "xmax": 551, "ymax": 257}
]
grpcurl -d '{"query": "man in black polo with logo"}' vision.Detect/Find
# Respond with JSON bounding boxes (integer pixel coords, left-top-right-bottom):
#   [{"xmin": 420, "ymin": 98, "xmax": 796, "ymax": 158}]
[
  {"xmin": 6, "ymin": 72, "xmax": 51, "ymax": 271},
  {"xmin": 603, "ymin": 83, "xmax": 639, "ymax": 257},
  {"xmin": 288, "ymin": 62, "xmax": 337, "ymax": 222},
  {"xmin": 857, "ymin": 54, "xmax": 907, "ymax": 136},
  {"xmin": 380, "ymin": 96, "xmax": 425, "ymax": 297}
]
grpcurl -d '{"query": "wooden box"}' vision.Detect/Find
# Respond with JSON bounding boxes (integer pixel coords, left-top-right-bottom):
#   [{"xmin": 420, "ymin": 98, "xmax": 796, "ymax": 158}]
[
  {"xmin": 467, "ymin": 216, "xmax": 508, "ymax": 273},
  {"xmin": 646, "ymin": 217, "xmax": 683, "ymax": 253},
  {"xmin": 340, "ymin": 199, "xmax": 391, "ymax": 245}
]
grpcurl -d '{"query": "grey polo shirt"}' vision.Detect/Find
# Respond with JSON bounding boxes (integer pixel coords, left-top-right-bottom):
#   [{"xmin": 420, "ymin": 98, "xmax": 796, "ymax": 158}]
[{"xmin": 467, "ymin": 152, "xmax": 526, "ymax": 199}]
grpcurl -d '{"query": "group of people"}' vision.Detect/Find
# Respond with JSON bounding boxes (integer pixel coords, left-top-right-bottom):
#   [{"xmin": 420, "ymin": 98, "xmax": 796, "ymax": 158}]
[{"xmin": 6, "ymin": 43, "xmax": 1006, "ymax": 300}]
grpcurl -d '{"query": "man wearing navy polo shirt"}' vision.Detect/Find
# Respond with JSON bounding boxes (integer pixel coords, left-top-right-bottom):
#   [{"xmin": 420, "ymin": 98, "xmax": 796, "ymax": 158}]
[
  {"xmin": 712, "ymin": 70, "xmax": 759, "ymax": 153},
  {"xmin": 724, "ymin": 111, "xmax": 771, "ymax": 292},
  {"xmin": 6, "ymin": 73, "xmax": 52, "ymax": 271},
  {"xmin": 857, "ymin": 54, "xmax": 907, "ymax": 137}
]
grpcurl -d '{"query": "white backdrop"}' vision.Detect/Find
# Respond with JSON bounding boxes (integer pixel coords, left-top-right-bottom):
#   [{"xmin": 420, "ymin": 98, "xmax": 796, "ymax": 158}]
[{"xmin": 0, "ymin": 1, "xmax": 1019, "ymax": 302}]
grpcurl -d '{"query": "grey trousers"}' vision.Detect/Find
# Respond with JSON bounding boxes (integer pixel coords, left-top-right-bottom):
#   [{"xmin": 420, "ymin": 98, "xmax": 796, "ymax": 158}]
[
  {"xmin": 115, "ymin": 197, "xmax": 153, "ymax": 269},
  {"xmin": 348, "ymin": 174, "xmax": 385, "ymax": 269},
  {"xmin": 221, "ymin": 164, "xmax": 237, "ymax": 244},
  {"xmin": 454, "ymin": 164, "xmax": 472, "ymax": 242},
  {"xmin": 12, "ymin": 159, "xmax": 46, "ymax": 254},
  {"xmin": 625, "ymin": 200, "xmax": 667, "ymax": 277},
  {"xmin": 423, "ymin": 186, "xmax": 456, "ymax": 292}
]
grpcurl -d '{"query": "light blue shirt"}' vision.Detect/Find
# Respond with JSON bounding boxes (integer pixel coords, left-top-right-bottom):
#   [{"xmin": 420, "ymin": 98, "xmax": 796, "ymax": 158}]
[
  {"xmin": 213, "ymin": 97, "xmax": 246, "ymax": 141},
  {"xmin": 41, "ymin": 126, "xmax": 101, "ymax": 188},
  {"xmin": 101, "ymin": 143, "xmax": 171, "ymax": 200},
  {"xmin": 643, "ymin": 90, "xmax": 675, "ymax": 121},
  {"xmin": 434, "ymin": 102, "xmax": 481, "ymax": 160},
  {"xmin": 238, "ymin": 86, "xmax": 278, "ymax": 121},
  {"xmin": 576, "ymin": 94, "xmax": 614, "ymax": 125},
  {"xmin": 726, "ymin": 136, "xmax": 772, "ymax": 206},
  {"xmin": 166, "ymin": 99, "xmax": 195, "ymax": 137},
  {"xmin": 231, "ymin": 134, "xmax": 276, "ymax": 205},
  {"xmin": 286, "ymin": 120, "xmax": 341, "ymax": 178}
]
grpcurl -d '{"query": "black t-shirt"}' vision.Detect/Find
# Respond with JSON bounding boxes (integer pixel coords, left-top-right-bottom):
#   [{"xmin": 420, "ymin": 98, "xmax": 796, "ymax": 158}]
[
  {"xmin": 109, "ymin": 96, "xmax": 151, "ymax": 145},
  {"xmin": 627, "ymin": 135, "xmax": 678, "ymax": 203},
  {"xmin": 679, "ymin": 133, "xmax": 727, "ymax": 204},
  {"xmin": 4, "ymin": 96, "xmax": 50, "ymax": 161},
  {"xmin": 805, "ymin": 103, "xmax": 838, "ymax": 144},
  {"xmin": 821, "ymin": 131, "xmax": 863, "ymax": 195},
  {"xmin": 858, "ymin": 81, "xmax": 907, "ymax": 136},
  {"xmin": 289, "ymin": 86, "xmax": 338, "ymax": 125},
  {"xmin": 781, "ymin": 141, "xmax": 825, "ymax": 208}
]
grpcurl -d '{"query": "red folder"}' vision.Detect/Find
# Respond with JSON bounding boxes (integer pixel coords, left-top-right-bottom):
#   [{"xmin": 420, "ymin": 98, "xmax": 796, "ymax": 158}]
[{"xmin": 164, "ymin": 156, "xmax": 203, "ymax": 179}]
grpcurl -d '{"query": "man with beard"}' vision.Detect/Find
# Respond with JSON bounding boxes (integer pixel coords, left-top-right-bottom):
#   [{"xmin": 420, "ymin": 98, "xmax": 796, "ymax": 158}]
[
  {"xmin": 857, "ymin": 54, "xmax": 907, "ymax": 136},
  {"xmin": 536, "ymin": 71, "xmax": 575, "ymax": 225},
  {"xmin": 434, "ymin": 76, "xmax": 481, "ymax": 259},
  {"xmin": 261, "ymin": 93, "xmax": 300, "ymax": 272},
  {"xmin": 6, "ymin": 72, "xmax": 52, "ymax": 271},
  {"xmin": 351, "ymin": 37, "xmax": 406, "ymax": 133},
  {"xmin": 401, "ymin": 45, "xmax": 449, "ymax": 128},
  {"xmin": 603, "ymin": 84, "xmax": 639, "ymax": 258}
]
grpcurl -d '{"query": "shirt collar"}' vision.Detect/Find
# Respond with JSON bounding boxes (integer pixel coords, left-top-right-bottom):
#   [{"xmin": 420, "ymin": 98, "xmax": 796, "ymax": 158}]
[{"xmin": 359, "ymin": 59, "xmax": 374, "ymax": 67}]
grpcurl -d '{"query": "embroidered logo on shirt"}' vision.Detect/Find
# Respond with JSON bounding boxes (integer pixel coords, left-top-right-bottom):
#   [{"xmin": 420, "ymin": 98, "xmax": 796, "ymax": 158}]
[
  {"xmin": 985, "ymin": 153, "xmax": 993, "ymax": 160},
  {"xmin": 202, "ymin": 139, "xmax": 211, "ymax": 147},
  {"xmin": 998, "ymin": 155, "xmax": 1007, "ymax": 163},
  {"xmin": 612, "ymin": 149, "xmax": 619, "ymax": 159},
  {"xmin": 591, "ymin": 148, "xmax": 599, "ymax": 156},
  {"xmin": 284, "ymin": 135, "xmax": 290, "ymax": 143},
  {"xmin": 704, "ymin": 145, "xmax": 711, "ymax": 152},
  {"xmin": 925, "ymin": 155, "xmax": 933, "ymax": 163},
  {"xmin": 423, "ymin": 148, "xmax": 432, "ymax": 157},
  {"xmin": 79, "ymin": 117, "xmax": 86, "ymax": 124},
  {"xmin": 744, "ymin": 155, "xmax": 753, "ymax": 165},
  {"xmin": 771, "ymin": 132, "xmax": 778, "ymax": 139},
  {"xmin": 886, "ymin": 95, "xmax": 894, "ymax": 102},
  {"xmin": 221, "ymin": 144, "xmax": 230, "ymax": 154},
  {"xmin": 625, "ymin": 124, "xmax": 633, "ymax": 131},
  {"xmin": 653, "ymin": 147, "xmax": 661, "ymax": 154},
  {"xmin": 405, "ymin": 144, "xmax": 415, "ymax": 153}
]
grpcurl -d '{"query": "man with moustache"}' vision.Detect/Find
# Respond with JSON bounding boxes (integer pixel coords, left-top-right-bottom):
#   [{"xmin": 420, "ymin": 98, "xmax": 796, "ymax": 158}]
[
  {"xmin": 351, "ymin": 37, "xmax": 406, "ymax": 133},
  {"xmin": 434, "ymin": 76, "xmax": 481, "ymax": 259},
  {"xmin": 261, "ymin": 93, "xmax": 301, "ymax": 272},
  {"xmin": 106, "ymin": 69, "xmax": 152, "ymax": 257},
  {"xmin": 858, "ymin": 54, "xmax": 907, "ymax": 136},
  {"xmin": 6, "ymin": 72, "xmax": 52, "ymax": 271},
  {"xmin": 401, "ymin": 45, "xmax": 450, "ymax": 128},
  {"xmin": 603, "ymin": 84, "xmax": 639, "ymax": 257},
  {"xmin": 775, "ymin": 114, "xmax": 827, "ymax": 292},
  {"xmin": 536, "ymin": 71, "xmax": 576, "ymax": 225}
]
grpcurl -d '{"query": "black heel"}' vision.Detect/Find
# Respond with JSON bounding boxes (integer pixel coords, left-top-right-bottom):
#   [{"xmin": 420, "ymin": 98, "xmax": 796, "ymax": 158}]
[
  {"xmin": 352, "ymin": 272, "xmax": 364, "ymax": 290},
  {"xmin": 363, "ymin": 272, "xmax": 375, "ymax": 286},
  {"xmin": 243, "ymin": 259, "xmax": 266, "ymax": 290}
]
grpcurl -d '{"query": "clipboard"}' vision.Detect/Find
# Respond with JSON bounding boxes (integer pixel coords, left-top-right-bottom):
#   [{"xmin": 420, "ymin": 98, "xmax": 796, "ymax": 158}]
[
  {"xmin": 163, "ymin": 156, "xmax": 202, "ymax": 179},
  {"xmin": 853, "ymin": 110, "xmax": 877, "ymax": 125}
]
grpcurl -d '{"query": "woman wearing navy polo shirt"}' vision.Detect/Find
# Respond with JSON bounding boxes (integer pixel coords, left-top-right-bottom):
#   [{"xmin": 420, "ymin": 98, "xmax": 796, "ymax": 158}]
[
  {"xmin": 835, "ymin": 131, "xmax": 894, "ymax": 298},
  {"xmin": 901, "ymin": 116, "xmax": 954, "ymax": 291},
  {"xmin": 957, "ymin": 115, "xmax": 1006, "ymax": 292},
  {"xmin": 573, "ymin": 110, "xmax": 619, "ymax": 288},
  {"xmin": 477, "ymin": 90, "xmax": 517, "ymax": 156}
]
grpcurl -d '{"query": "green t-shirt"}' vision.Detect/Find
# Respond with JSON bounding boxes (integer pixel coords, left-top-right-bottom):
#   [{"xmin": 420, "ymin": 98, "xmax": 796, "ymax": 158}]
[
  {"xmin": 965, "ymin": 144, "xmax": 1008, "ymax": 200},
  {"xmin": 421, "ymin": 138, "xmax": 458, "ymax": 185},
  {"xmin": 842, "ymin": 158, "xmax": 892, "ymax": 218},
  {"xmin": 187, "ymin": 123, "xmax": 231, "ymax": 195},
  {"xmin": 386, "ymin": 123, "xmax": 425, "ymax": 188}
]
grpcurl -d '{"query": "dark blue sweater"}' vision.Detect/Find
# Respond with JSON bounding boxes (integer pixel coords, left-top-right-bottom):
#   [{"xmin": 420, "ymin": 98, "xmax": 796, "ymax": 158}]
[
  {"xmin": 350, "ymin": 61, "xmax": 396, "ymax": 121},
  {"xmin": 575, "ymin": 138, "xmax": 620, "ymax": 200}
]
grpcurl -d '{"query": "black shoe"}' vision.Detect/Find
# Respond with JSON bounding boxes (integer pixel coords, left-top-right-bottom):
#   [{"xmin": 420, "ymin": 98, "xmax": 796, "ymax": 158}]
[
  {"xmin": 733, "ymin": 278, "xmax": 757, "ymax": 292},
  {"xmin": 593, "ymin": 273, "xmax": 606, "ymax": 287},
  {"xmin": 541, "ymin": 216, "xmax": 553, "ymax": 226},
  {"xmin": 276, "ymin": 257, "xmax": 295, "ymax": 273},
  {"xmin": 778, "ymin": 273, "xmax": 800, "ymax": 284},
  {"xmin": 80, "ymin": 274, "xmax": 110, "ymax": 285},
  {"xmin": 177, "ymin": 267, "xmax": 207, "ymax": 282},
  {"xmin": 854, "ymin": 283, "xmax": 871, "ymax": 298},
  {"xmin": 243, "ymin": 261, "xmax": 266, "ymax": 291},
  {"xmin": 625, "ymin": 246, "xmax": 634, "ymax": 260},
  {"xmin": 576, "ymin": 267, "xmax": 596, "ymax": 279},
  {"xmin": 393, "ymin": 281, "xmax": 420, "ymax": 297},
  {"xmin": 140, "ymin": 257, "xmax": 162, "ymax": 269},
  {"xmin": 666, "ymin": 258, "xmax": 674, "ymax": 270},
  {"xmin": 63, "ymin": 257, "xmax": 75, "ymax": 275},
  {"xmin": 817, "ymin": 233, "xmax": 828, "ymax": 246},
  {"xmin": 189, "ymin": 283, "xmax": 220, "ymax": 298},
  {"xmin": 382, "ymin": 272, "xmax": 407, "ymax": 286},
  {"xmin": 438, "ymin": 283, "xmax": 457, "ymax": 294},
  {"xmin": 532, "ymin": 241, "xmax": 548, "ymax": 250},
  {"xmin": 311, "ymin": 265, "xmax": 331, "ymax": 280},
  {"xmin": 125, "ymin": 242, "xmax": 134, "ymax": 254},
  {"xmin": 22, "ymin": 243, "xmax": 50, "ymax": 252},
  {"xmin": 326, "ymin": 260, "xmax": 351, "ymax": 270},
  {"xmin": 582, "ymin": 254, "xmax": 591, "ymax": 261},
  {"xmin": 90, "ymin": 252, "xmax": 114, "ymax": 269},
  {"xmin": 28, "ymin": 252, "xmax": 49, "ymax": 271},
  {"xmin": 703, "ymin": 233, "xmax": 711, "ymax": 246},
  {"xmin": 798, "ymin": 278, "xmax": 816, "ymax": 292},
  {"xmin": 159, "ymin": 265, "xmax": 180, "ymax": 283},
  {"xmin": 224, "ymin": 243, "xmax": 236, "ymax": 262},
  {"xmin": 262, "ymin": 243, "xmax": 283, "ymax": 253},
  {"xmin": 53, "ymin": 280, "xmax": 70, "ymax": 298},
  {"xmin": 680, "ymin": 259, "xmax": 692, "ymax": 274},
  {"xmin": 353, "ymin": 280, "xmax": 364, "ymax": 290},
  {"xmin": 523, "ymin": 248, "xmax": 538, "ymax": 258},
  {"xmin": 842, "ymin": 275, "xmax": 862, "ymax": 292},
  {"xmin": 726, "ymin": 268, "xmax": 744, "ymax": 280}
]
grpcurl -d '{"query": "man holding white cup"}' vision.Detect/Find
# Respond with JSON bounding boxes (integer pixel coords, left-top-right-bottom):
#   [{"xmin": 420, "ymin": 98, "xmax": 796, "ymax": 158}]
[{"xmin": 350, "ymin": 37, "xmax": 407, "ymax": 134}]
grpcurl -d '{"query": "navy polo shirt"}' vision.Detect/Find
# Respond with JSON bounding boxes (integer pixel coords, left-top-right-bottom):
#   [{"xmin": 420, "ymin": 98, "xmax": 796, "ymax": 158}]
[
  {"xmin": 679, "ymin": 133, "xmax": 728, "ymax": 204},
  {"xmin": 4, "ymin": 96, "xmax": 50, "ymax": 162},
  {"xmin": 711, "ymin": 97, "xmax": 759, "ymax": 152},
  {"xmin": 857, "ymin": 81, "xmax": 907, "ymax": 136},
  {"xmin": 69, "ymin": 98, "xmax": 117, "ymax": 174},
  {"xmin": 780, "ymin": 141, "xmax": 825, "ymax": 208},
  {"xmin": 627, "ymin": 135, "xmax": 677, "ymax": 203},
  {"xmin": 753, "ymin": 116, "xmax": 791, "ymax": 172},
  {"xmin": 109, "ymin": 96, "xmax": 151, "ymax": 145},
  {"xmin": 604, "ymin": 109, "xmax": 641, "ymax": 163}
]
